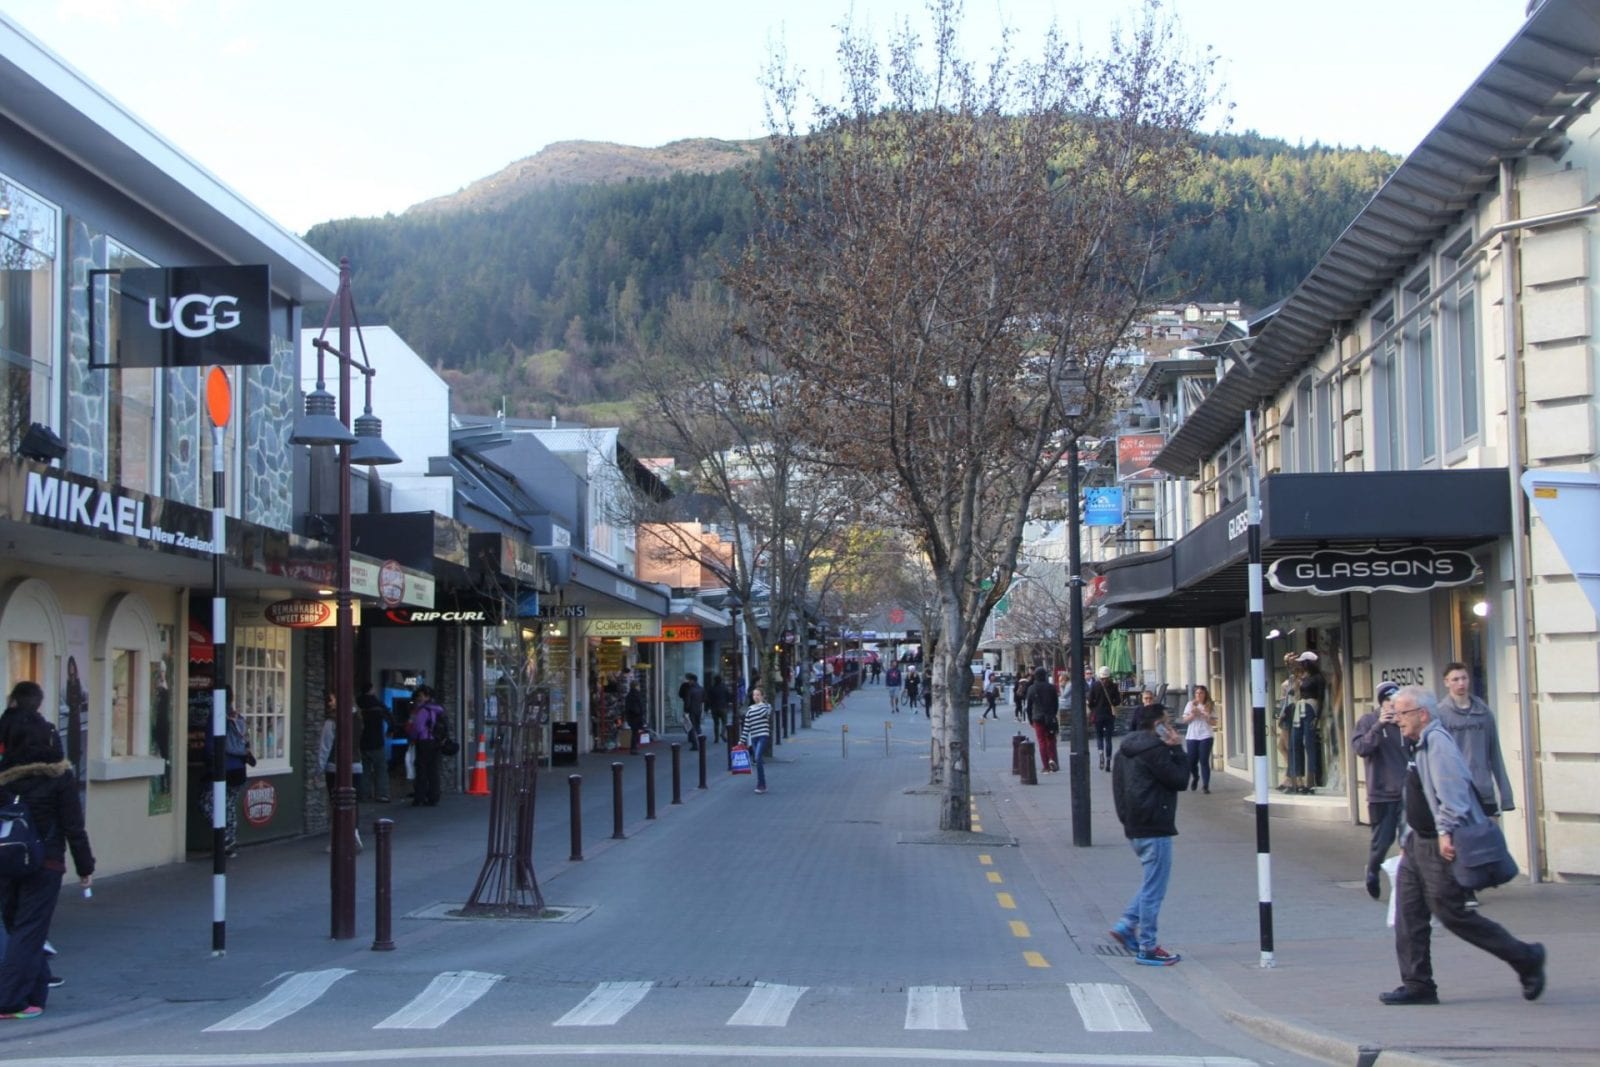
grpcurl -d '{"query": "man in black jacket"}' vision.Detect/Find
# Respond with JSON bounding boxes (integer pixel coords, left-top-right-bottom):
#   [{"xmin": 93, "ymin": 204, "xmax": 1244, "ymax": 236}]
[
  {"xmin": 1352, "ymin": 680, "xmax": 1405, "ymax": 899},
  {"xmin": 678, "ymin": 673, "xmax": 705, "ymax": 751},
  {"xmin": 1110, "ymin": 700, "xmax": 1190, "ymax": 966}
]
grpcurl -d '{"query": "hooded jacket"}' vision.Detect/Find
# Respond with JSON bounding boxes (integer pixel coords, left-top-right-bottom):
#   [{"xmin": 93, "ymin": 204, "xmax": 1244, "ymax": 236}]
[
  {"xmin": 1351, "ymin": 707, "xmax": 1407, "ymax": 803},
  {"xmin": 1112, "ymin": 730, "xmax": 1190, "ymax": 839},
  {"xmin": 1434, "ymin": 694, "xmax": 1514, "ymax": 812},
  {"xmin": 0, "ymin": 758, "xmax": 94, "ymax": 877},
  {"xmin": 1025, "ymin": 671, "xmax": 1059, "ymax": 725},
  {"xmin": 1403, "ymin": 717, "xmax": 1485, "ymax": 843}
]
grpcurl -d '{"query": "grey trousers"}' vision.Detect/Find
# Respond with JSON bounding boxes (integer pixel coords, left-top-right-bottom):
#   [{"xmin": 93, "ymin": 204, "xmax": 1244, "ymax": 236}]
[{"xmin": 1394, "ymin": 833, "xmax": 1539, "ymax": 994}]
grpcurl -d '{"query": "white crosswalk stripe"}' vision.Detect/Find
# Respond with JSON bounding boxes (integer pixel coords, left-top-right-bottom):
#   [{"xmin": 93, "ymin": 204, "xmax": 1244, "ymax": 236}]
[
  {"xmin": 203, "ymin": 969, "xmax": 354, "ymax": 1032},
  {"xmin": 904, "ymin": 985, "xmax": 966, "ymax": 1030},
  {"xmin": 552, "ymin": 981, "xmax": 654, "ymax": 1026},
  {"xmin": 1067, "ymin": 982, "xmax": 1152, "ymax": 1032},
  {"xmin": 374, "ymin": 970, "xmax": 504, "ymax": 1030},
  {"xmin": 726, "ymin": 981, "xmax": 808, "ymax": 1026}
]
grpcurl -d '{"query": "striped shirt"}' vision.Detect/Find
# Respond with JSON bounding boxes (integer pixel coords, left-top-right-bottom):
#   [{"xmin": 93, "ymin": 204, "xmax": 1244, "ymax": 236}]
[{"xmin": 739, "ymin": 702, "xmax": 773, "ymax": 744}]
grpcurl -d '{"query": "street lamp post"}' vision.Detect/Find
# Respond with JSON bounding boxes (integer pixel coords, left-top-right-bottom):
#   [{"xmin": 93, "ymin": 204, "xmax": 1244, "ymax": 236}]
[
  {"xmin": 292, "ymin": 257, "xmax": 399, "ymax": 940},
  {"xmin": 1059, "ymin": 366, "xmax": 1092, "ymax": 847}
]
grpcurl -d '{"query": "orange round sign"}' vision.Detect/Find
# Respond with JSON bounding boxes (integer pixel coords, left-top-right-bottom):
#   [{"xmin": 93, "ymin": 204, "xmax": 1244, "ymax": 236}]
[{"xmin": 205, "ymin": 366, "xmax": 232, "ymax": 427}]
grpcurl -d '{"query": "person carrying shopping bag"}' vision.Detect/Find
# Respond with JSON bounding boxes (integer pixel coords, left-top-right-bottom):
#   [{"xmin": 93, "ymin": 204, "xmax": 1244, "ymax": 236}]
[{"xmin": 739, "ymin": 688, "xmax": 774, "ymax": 794}]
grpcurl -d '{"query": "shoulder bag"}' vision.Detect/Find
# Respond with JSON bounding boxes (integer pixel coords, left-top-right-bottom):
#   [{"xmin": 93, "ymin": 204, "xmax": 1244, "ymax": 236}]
[{"xmin": 1450, "ymin": 794, "xmax": 1519, "ymax": 891}]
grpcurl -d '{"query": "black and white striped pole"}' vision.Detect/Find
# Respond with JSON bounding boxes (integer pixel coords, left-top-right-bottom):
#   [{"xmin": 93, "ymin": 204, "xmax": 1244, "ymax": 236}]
[
  {"xmin": 1243, "ymin": 406, "xmax": 1274, "ymax": 968},
  {"xmin": 205, "ymin": 367, "xmax": 233, "ymax": 956}
]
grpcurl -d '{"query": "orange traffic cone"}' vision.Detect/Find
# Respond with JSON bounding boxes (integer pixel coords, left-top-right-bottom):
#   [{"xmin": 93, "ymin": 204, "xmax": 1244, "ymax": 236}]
[{"xmin": 466, "ymin": 733, "xmax": 490, "ymax": 795}]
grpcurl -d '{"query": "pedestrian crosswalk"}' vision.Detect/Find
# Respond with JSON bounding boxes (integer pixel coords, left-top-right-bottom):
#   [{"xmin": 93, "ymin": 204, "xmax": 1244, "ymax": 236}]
[{"xmin": 201, "ymin": 971, "xmax": 1153, "ymax": 1036}]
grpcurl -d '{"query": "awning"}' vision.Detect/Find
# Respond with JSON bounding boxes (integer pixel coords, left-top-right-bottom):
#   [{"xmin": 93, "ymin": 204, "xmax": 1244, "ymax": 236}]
[
  {"xmin": 1089, "ymin": 468, "xmax": 1511, "ymax": 631},
  {"xmin": 542, "ymin": 548, "xmax": 671, "ymax": 619}
]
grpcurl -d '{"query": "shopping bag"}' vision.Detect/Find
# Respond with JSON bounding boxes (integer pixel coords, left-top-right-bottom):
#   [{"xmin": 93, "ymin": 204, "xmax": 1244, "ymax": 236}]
[{"xmin": 730, "ymin": 743, "xmax": 753, "ymax": 774}]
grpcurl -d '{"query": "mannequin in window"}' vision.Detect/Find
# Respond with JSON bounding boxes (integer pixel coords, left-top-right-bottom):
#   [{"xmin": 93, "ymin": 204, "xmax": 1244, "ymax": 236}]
[{"xmin": 1286, "ymin": 651, "xmax": 1326, "ymax": 795}]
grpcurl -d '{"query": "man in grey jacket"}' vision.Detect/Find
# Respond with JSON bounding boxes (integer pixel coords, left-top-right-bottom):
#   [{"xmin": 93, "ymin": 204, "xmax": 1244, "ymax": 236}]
[
  {"xmin": 1380, "ymin": 686, "xmax": 1545, "ymax": 1006},
  {"xmin": 1436, "ymin": 662, "xmax": 1514, "ymax": 816}
]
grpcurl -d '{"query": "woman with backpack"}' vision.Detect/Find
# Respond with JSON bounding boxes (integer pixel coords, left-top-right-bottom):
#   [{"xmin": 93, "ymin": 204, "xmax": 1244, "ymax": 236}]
[
  {"xmin": 407, "ymin": 685, "xmax": 447, "ymax": 806},
  {"xmin": 0, "ymin": 703, "xmax": 93, "ymax": 1020}
]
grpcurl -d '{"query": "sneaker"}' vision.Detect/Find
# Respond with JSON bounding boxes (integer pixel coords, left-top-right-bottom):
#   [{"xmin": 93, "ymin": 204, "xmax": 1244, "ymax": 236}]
[
  {"xmin": 1107, "ymin": 924, "xmax": 1138, "ymax": 953},
  {"xmin": 1136, "ymin": 946, "xmax": 1181, "ymax": 966},
  {"xmin": 41, "ymin": 942, "xmax": 56, "ymax": 957},
  {"xmin": 754, "ymin": 787, "xmax": 767, "ymax": 794},
  {"xmin": 47, "ymin": 976, "xmax": 64, "ymax": 989},
  {"xmin": 0, "ymin": 1006, "xmax": 42, "ymax": 1020},
  {"xmin": 1379, "ymin": 985, "xmax": 1439, "ymax": 1006},
  {"xmin": 1463, "ymin": 890, "xmax": 1481, "ymax": 909}
]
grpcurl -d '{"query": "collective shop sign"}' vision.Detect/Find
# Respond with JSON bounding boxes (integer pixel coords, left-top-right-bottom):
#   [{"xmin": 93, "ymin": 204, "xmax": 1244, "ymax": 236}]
[
  {"xmin": 1267, "ymin": 547, "xmax": 1480, "ymax": 596},
  {"xmin": 115, "ymin": 265, "xmax": 272, "ymax": 367},
  {"xmin": 587, "ymin": 618, "xmax": 661, "ymax": 638}
]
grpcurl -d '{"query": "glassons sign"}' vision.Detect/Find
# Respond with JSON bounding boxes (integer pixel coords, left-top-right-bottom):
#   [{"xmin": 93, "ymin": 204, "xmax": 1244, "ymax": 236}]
[{"xmin": 1267, "ymin": 547, "xmax": 1479, "ymax": 595}]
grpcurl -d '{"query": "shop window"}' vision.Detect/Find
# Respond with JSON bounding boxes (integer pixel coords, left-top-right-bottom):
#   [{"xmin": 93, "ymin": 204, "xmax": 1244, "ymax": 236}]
[
  {"xmin": 1314, "ymin": 376, "xmax": 1335, "ymax": 471},
  {"xmin": 234, "ymin": 624, "xmax": 289, "ymax": 770},
  {"xmin": 98, "ymin": 239, "xmax": 161, "ymax": 495},
  {"xmin": 1402, "ymin": 270, "xmax": 1437, "ymax": 466},
  {"xmin": 1441, "ymin": 234, "xmax": 1481, "ymax": 454},
  {"xmin": 110, "ymin": 648, "xmax": 138, "ymax": 757},
  {"xmin": 0, "ymin": 172, "xmax": 59, "ymax": 458},
  {"xmin": 1371, "ymin": 307, "xmax": 1401, "ymax": 470},
  {"xmin": 91, "ymin": 593, "xmax": 163, "ymax": 780},
  {"xmin": 7, "ymin": 640, "xmax": 43, "ymax": 691}
]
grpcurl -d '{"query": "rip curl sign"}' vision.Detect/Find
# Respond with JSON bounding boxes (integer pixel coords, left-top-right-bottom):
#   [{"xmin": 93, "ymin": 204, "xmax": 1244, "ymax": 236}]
[
  {"xmin": 1267, "ymin": 547, "xmax": 1480, "ymax": 596},
  {"xmin": 114, "ymin": 265, "xmax": 272, "ymax": 367}
]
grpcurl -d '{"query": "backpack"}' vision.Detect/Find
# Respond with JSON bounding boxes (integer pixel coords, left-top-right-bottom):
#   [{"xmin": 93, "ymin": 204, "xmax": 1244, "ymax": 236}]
[{"xmin": 0, "ymin": 792, "xmax": 45, "ymax": 878}]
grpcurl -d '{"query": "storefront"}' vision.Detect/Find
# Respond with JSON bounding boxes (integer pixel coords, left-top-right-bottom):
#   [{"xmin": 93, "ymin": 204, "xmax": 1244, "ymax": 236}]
[{"xmin": 1089, "ymin": 468, "xmax": 1509, "ymax": 816}]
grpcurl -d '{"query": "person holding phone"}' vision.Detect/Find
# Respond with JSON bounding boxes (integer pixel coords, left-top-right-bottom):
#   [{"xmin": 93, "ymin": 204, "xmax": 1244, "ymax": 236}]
[
  {"xmin": 1352, "ymin": 681, "xmax": 1406, "ymax": 899},
  {"xmin": 1110, "ymin": 698, "xmax": 1189, "ymax": 966}
]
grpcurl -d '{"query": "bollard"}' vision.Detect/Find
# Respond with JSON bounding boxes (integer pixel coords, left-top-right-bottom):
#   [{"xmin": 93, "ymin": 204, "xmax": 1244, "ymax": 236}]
[
  {"xmin": 371, "ymin": 818, "xmax": 395, "ymax": 951},
  {"xmin": 568, "ymin": 774, "xmax": 583, "ymax": 861},
  {"xmin": 1020, "ymin": 739, "xmax": 1038, "ymax": 785},
  {"xmin": 611, "ymin": 762, "xmax": 626, "ymax": 839},
  {"xmin": 885, "ymin": 721, "xmax": 891, "ymax": 757},
  {"xmin": 697, "ymin": 740, "xmax": 708, "ymax": 789},
  {"xmin": 842, "ymin": 723, "xmax": 849, "ymax": 759},
  {"xmin": 644, "ymin": 752, "xmax": 658, "ymax": 820},
  {"xmin": 670, "ymin": 743, "xmax": 683, "ymax": 805},
  {"xmin": 980, "ymin": 718, "xmax": 987, "ymax": 752},
  {"xmin": 1012, "ymin": 733, "xmax": 1024, "ymax": 776}
]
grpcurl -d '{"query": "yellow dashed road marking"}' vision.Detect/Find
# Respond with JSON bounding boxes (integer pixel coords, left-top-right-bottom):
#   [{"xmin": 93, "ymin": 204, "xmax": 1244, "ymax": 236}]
[
  {"xmin": 995, "ymin": 892, "xmax": 1015, "ymax": 910},
  {"xmin": 986, "ymin": 871, "xmax": 1003, "ymax": 884},
  {"xmin": 1009, "ymin": 921, "xmax": 1030, "ymax": 938},
  {"xmin": 978, "ymin": 854, "xmax": 993, "ymax": 866},
  {"xmin": 1023, "ymin": 951, "xmax": 1050, "ymax": 968},
  {"xmin": 972, "ymin": 824, "xmax": 983, "ymax": 832}
]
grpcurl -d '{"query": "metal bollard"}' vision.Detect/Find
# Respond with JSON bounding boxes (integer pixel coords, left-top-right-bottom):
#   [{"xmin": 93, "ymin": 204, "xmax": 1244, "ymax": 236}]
[
  {"xmin": 1020, "ymin": 739, "xmax": 1038, "ymax": 785},
  {"xmin": 371, "ymin": 818, "xmax": 395, "ymax": 951},
  {"xmin": 980, "ymin": 718, "xmax": 986, "ymax": 751},
  {"xmin": 611, "ymin": 762, "xmax": 626, "ymax": 839},
  {"xmin": 697, "ymin": 740, "xmax": 708, "ymax": 789},
  {"xmin": 568, "ymin": 774, "xmax": 583, "ymax": 861},
  {"xmin": 1012, "ymin": 733, "xmax": 1024, "ymax": 776},
  {"xmin": 670, "ymin": 743, "xmax": 683, "ymax": 805},
  {"xmin": 644, "ymin": 752, "xmax": 658, "ymax": 819},
  {"xmin": 842, "ymin": 723, "xmax": 849, "ymax": 759},
  {"xmin": 885, "ymin": 721, "xmax": 891, "ymax": 757}
]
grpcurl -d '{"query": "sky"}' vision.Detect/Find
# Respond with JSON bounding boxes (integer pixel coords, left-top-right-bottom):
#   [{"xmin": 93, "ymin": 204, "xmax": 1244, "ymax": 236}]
[{"xmin": 4, "ymin": 0, "xmax": 1532, "ymax": 234}]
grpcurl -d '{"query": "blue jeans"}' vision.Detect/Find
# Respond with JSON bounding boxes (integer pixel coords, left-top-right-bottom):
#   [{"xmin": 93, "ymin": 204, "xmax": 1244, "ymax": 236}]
[
  {"xmin": 751, "ymin": 736, "xmax": 769, "ymax": 789},
  {"xmin": 1120, "ymin": 836, "xmax": 1173, "ymax": 952}
]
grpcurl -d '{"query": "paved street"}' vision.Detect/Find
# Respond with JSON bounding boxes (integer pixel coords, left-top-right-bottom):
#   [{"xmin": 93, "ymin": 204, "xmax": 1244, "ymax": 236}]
[{"xmin": 3, "ymin": 682, "xmax": 1594, "ymax": 1066}]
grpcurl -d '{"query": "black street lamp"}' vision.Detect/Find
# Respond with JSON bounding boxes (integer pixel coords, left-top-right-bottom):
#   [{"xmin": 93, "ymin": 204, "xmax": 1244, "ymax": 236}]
[
  {"xmin": 1058, "ymin": 365, "xmax": 1092, "ymax": 848},
  {"xmin": 292, "ymin": 256, "xmax": 399, "ymax": 939}
]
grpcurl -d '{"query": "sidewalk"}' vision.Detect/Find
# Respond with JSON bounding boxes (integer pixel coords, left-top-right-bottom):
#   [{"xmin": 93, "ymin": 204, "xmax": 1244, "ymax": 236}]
[{"xmin": 974, "ymin": 693, "xmax": 1600, "ymax": 1067}]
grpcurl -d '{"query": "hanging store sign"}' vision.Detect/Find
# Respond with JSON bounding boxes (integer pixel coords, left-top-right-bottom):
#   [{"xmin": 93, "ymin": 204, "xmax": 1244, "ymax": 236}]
[
  {"xmin": 369, "ymin": 606, "xmax": 502, "ymax": 627},
  {"xmin": 586, "ymin": 618, "xmax": 661, "ymax": 638},
  {"xmin": 115, "ymin": 265, "xmax": 272, "ymax": 367},
  {"xmin": 1116, "ymin": 433, "xmax": 1167, "ymax": 481},
  {"xmin": 1267, "ymin": 547, "xmax": 1480, "ymax": 596},
  {"xmin": 1084, "ymin": 486, "xmax": 1125, "ymax": 527},
  {"xmin": 264, "ymin": 599, "xmax": 335, "ymax": 628}
]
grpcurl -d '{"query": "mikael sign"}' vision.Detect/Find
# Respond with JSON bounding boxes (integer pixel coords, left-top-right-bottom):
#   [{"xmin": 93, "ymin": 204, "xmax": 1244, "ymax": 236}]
[{"xmin": 1267, "ymin": 547, "xmax": 1479, "ymax": 596}]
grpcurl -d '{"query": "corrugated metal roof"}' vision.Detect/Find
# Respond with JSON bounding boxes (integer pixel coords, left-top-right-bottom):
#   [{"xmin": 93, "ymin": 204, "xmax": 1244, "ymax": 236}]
[{"xmin": 1155, "ymin": 0, "xmax": 1600, "ymax": 475}]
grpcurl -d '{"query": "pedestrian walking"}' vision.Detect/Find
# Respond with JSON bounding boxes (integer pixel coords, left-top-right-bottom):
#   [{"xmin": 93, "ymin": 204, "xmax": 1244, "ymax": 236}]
[
  {"xmin": 1352, "ymin": 680, "xmax": 1406, "ymax": 899},
  {"xmin": 0, "ymin": 710, "xmax": 94, "ymax": 1020},
  {"xmin": 1180, "ymin": 685, "xmax": 1216, "ymax": 793},
  {"xmin": 904, "ymin": 669, "xmax": 920, "ymax": 708},
  {"xmin": 1089, "ymin": 666, "xmax": 1122, "ymax": 771},
  {"xmin": 678, "ymin": 673, "xmax": 705, "ymax": 751},
  {"xmin": 707, "ymin": 674, "xmax": 731, "ymax": 746},
  {"xmin": 318, "ymin": 693, "xmax": 363, "ymax": 852},
  {"xmin": 739, "ymin": 687, "xmax": 774, "ymax": 794},
  {"xmin": 885, "ymin": 663, "xmax": 902, "ymax": 713},
  {"xmin": 1013, "ymin": 674, "xmax": 1030, "ymax": 722},
  {"xmin": 981, "ymin": 671, "xmax": 999, "ymax": 719},
  {"xmin": 357, "ymin": 681, "xmax": 391, "ymax": 803},
  {"xmin": 406, "ymin": 684, "xmax": 446, "ymax": 806},
  {"xmin": 1379, "ymin": 685, "xmax": 1545, "ymax": 1005},
  {"xmin": 922, "ymin": 678, "xmax": 933, "ymax": 719},
  {"xmin": 1435, "ymin": 663, "xmax": 1514, "ymax": 817},
  {"xmin": 1109, "ymin": 700, "xmax": 1189, "ymax": 966},
  {"xmin": 1024, "ymin": 668, "xmax": 1060, "ymax": 773},
  {"xmin": 200, "ymin": 701, "xmax": 254, "ymax": 857},
  {"xmin": 623, "ymin": 682, "xmax": 646, "ymax": 755}
]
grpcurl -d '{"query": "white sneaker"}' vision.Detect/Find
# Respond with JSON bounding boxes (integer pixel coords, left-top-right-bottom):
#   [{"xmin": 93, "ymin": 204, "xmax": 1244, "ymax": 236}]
[{"xmin": 355, "ymin": 829, "xmax": 364, "ymax": 853}]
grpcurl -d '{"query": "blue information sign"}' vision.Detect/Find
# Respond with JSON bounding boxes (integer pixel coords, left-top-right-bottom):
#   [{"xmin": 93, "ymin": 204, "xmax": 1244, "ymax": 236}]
[{"xmin": 1084, "ymin": 486, "xmax": 1125, "ymax": 527}]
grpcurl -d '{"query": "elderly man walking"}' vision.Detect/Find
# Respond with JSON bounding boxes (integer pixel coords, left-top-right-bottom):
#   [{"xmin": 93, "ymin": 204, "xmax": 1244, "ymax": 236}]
[{"xmin": 1380, "ymin": 685, "xmax": 1545, "ymax": 1006}]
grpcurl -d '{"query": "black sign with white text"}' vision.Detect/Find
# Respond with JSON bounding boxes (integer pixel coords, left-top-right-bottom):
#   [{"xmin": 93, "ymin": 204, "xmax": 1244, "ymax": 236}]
[
  {"xmin": 1267, "ymin": 547, "xmax": 1480, "ymax": 596},
  {"xmin": 116, "ymin": 265, "xmax": 272, "ymax": 367}
]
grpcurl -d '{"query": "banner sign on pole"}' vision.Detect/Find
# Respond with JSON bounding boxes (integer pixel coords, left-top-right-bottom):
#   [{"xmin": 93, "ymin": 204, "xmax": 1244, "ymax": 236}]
[{"xmin": 1084, "ymin": 486, "xmax": 1125, "ymax": 527}]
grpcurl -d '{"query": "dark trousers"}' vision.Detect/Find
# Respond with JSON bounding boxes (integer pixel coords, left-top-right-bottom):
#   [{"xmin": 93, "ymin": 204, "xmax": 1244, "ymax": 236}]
[
  {"xmin": 0, "ymin": 867, "xmax": 62, "ymax": 1012},
  {"xmin": 1394, "ymin": 833, "xmax": 1540, "ymax": 995},
  {"xmin": 983, "ymin": 694, "xmax": 998, "ymax": 718},
  {"xmin": 1366, "ymin": 799, "xmax": 1402, "ymax": 875},
  {"xmin": 1095, "ymin": 719, "xmax": 1115, "ymax": 763},
  {"xmin": 685, "ymin": 711, "xmax": 702, "ymax": 749},
  {"xmin": 361, "ymin": 747, "xmax": 390, "ymax": 800},
  {"xmin": 1185, "ymin": 737, "xmax": 1213, "ymax": 789},
  {"xmin": 413, "ymin": 739, "xmax": 441, "ymax": 805}
]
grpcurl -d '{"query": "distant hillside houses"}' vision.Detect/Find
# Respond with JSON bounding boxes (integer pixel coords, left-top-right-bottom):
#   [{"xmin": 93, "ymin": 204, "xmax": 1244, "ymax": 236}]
[{"xmin": 1134, "ymin": 301, "xmax": 1247, "ymax": 342}]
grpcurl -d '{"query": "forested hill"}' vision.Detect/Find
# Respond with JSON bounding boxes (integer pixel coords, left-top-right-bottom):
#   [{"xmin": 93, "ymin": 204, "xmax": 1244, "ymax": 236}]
[{"xmin": 303, "ymin": 132, "xmax": 1398, "ymax": 418}]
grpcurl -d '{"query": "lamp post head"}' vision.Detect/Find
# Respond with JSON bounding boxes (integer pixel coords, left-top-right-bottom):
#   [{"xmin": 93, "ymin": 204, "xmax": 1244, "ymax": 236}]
[
  {"xmin": 291, "ymin": 385, "xmax": 356, "ymax": 446},
  {"xmin": 350, "ymin": 409, "xmax": 402, "ymax": 466}
]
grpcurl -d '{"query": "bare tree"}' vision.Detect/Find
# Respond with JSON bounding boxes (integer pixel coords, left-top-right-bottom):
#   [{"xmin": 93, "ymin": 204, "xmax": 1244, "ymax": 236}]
[{"xmin": 732, "ymin": 0, "xmax": 1215, "ymax": 829}]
